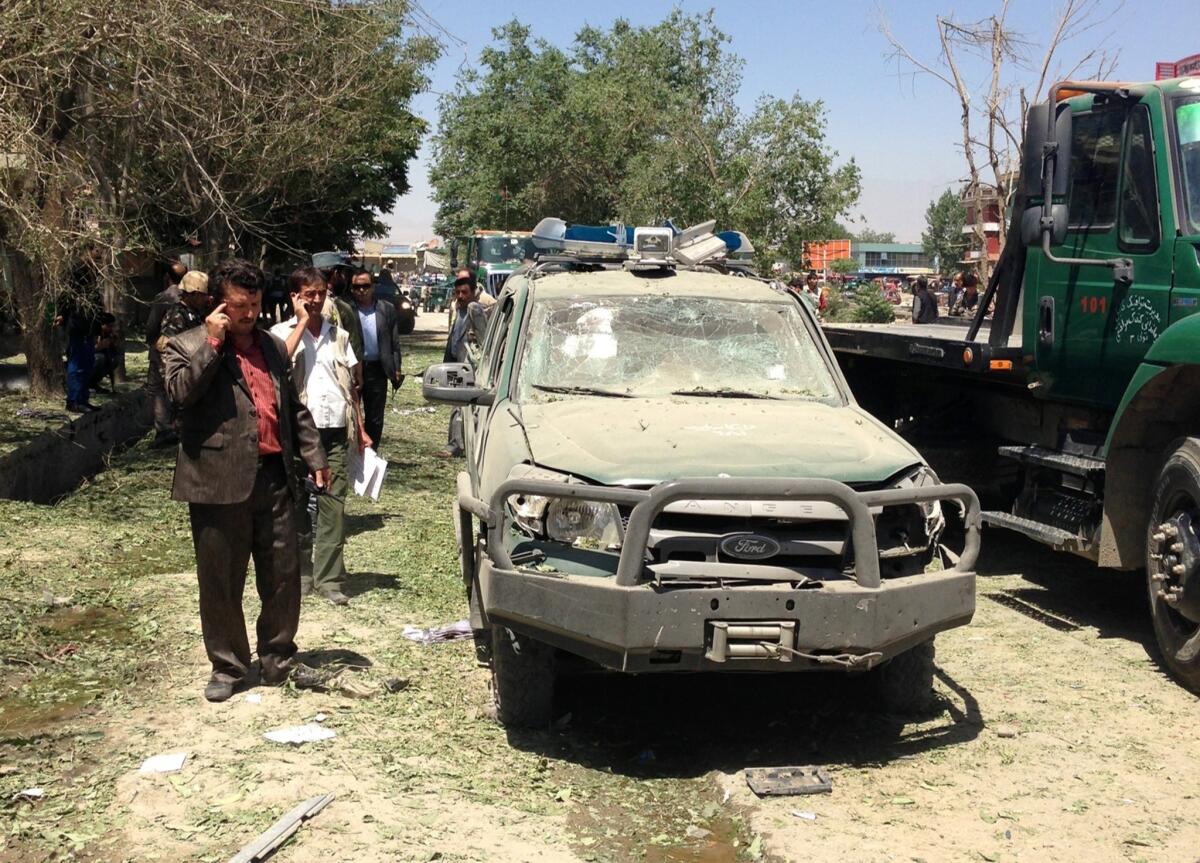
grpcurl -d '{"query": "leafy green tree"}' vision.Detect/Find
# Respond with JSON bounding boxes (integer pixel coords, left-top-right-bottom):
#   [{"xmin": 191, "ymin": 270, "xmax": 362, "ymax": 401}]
[
  {"xmin": 430, "ymin": 12, "xmax": 860, "ymax": 268},
  {"xmin": 851, "ymin": 284, "xmax": 896, "ymax": 324},
  {"xmin": 0, "ymin": 0, "xmax": 434, "ymax": 394},
  {"xmin": 830, "ymin": 257, "xmax": 859, "ymax": 276},
  {"xmin": 921, "ymin": 188, "xmax": 968, "ymax": 276},
  {"xmin": 855, "ymin": 228, "xmax": 897, "ymax": 243}
]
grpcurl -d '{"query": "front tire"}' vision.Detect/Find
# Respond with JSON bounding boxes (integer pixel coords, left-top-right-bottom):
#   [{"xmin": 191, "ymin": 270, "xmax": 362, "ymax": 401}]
[
  {"xmin": 490, "ymin": 625, "xmax": 555, "ymax": 728},
  {"xmin": 870, "ymin": 639, "xmax": 936, "ymax": 714},
  {"xmin": 1146, "ymin": 439, "xmax": 1200, "ymax": 693}
]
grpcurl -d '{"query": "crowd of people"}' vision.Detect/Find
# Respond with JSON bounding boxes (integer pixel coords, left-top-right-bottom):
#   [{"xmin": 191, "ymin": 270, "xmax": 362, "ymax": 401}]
[{"xmin": 135, "ymin": 256, "xmax": 423, "ymax": 701}]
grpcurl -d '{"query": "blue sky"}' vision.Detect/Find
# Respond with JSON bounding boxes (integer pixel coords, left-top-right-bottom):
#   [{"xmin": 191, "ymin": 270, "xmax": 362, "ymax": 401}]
[{"xmin": 384, "ymin": 0, "xmax": 1197, "ymax": 243}]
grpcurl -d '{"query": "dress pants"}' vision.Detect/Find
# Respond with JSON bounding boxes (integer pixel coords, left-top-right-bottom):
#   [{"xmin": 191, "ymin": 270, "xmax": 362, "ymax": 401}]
[
  {"xmin": 361, "ymin": 360, "xmax": 388, "ymax": 447},
  {"xmin": 146, "ymin": 346, "xmax": 173, "ymax": 434},
  {"xmin": 189, "ymin": 455, "xmax": 300, "ymax": 684},
  {"xmin": 297, "ymin": 427, "xmax": 349, "ymax": 595}
]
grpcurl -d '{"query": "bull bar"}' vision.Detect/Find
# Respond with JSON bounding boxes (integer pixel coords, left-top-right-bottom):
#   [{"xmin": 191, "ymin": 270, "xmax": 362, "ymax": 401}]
[
  {"xmin": 469, "ymin": 475, "xmax": 981, "ymax": 587},
  {"xmin": 460, "ymin": 474, "xmax": 979, "ymax": 670}
]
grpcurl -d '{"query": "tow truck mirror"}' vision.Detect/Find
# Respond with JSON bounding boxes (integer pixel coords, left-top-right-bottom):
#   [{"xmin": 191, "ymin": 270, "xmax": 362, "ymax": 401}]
[
  {"xmin": 422, "ymin": 362, "xmax": 494, "ymax": 406},
  {"xmin": 449, "ymin": 239, "xmax": 459, "ymax": 270},
  {"xmin": 1020, "ymin": 203, "xmax": 1068, "ymax": 246},
  {"xmin": 1021, "ymin": 101, "xmax": 1072, "ymax": 200}
]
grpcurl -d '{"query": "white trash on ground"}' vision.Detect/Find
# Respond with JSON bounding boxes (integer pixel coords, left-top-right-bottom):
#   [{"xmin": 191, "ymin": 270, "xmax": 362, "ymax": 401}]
[
  {"xmin": 263, "ymin": 723, "xmax": 336, "ymax": 745},
  {"xmin": 139, "ymin": 752, "xmax": 188, "ymax": 774}
]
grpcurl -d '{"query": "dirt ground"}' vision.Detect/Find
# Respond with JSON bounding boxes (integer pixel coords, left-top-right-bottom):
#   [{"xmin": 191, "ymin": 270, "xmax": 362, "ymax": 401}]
[{"xmin": 2, "ymin": 312, "xmax": 1199, "ymax": 862}]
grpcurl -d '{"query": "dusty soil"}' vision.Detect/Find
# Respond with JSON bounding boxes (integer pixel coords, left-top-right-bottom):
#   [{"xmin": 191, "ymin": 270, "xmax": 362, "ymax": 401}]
[{"xmin": 3, "ymin": 312, "xmax": 1199, "ymax": 862}]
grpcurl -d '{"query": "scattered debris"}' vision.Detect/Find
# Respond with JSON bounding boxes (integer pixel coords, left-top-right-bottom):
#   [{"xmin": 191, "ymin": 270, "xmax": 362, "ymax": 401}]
[
  {"xmin": 685, "ymin": 826, "xmax": 712, "ymax": 840},
  {"xmin": 383, "ymin": 676, "xmax": 410, "ymax": 693},
  {"xmin": 391, "ymin": 406, "xmax": 437, "ymax": 416},
  {"xmin": 228, "ymin": 793, "xmax": 334, "ymax": 863},
  {"xmin": 995, "ymin": 725, "xmax": 1019, "ymax": 739},
  {"xmin": 313, "ymin": 712, "xmax": 327, "ymax": 723},
  {"xmin": 263, "ymin": 724, "xmax": 336, "ymax": 745},
  {"xmin": 139, "ymin": 752, "xmax": 188, "ymax": 774},
  {"xmin": 16, "ymin": 407, "xmax": 69, "ymax": 422},
  {"xmin": 244, "ymin": 692, "xmax": 262, "ymax": 705},
  {"xmin": 13, "ymin": 787, "xmax": 44, "ymax": 801},
  {"xmin": 745, "ymin": 766, "xmax": 832, "ymax": 797},
  {"xmin": 401, "ymin": 619, "xmax": 473, "ymax": 644},
  {"xmin": 791, "ymin": 810, "xmax": 818, "ymax": 820}
]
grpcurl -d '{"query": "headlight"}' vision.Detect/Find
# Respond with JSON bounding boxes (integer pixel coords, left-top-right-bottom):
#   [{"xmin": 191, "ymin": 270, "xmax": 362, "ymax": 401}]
[
  {"xmin": 402, "ymin": 301, "xmax": 412, "ymax": 310},
  {"xmin": 507, "ymin": 493, "xmax": 549, "ymax": 536},
  {"xmin": 546, "ymin": 499, "xmax": 622, "ymax": 548},
  {"xmin": 905, "ymin": 465, "xmax": 943, "ymax": 521}
]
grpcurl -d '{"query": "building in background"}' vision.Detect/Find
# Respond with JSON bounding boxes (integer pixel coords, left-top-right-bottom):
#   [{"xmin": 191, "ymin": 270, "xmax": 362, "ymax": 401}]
[
  {"xmin": 803, "ymin": 239, "xmax": 933, "ymax": 279},
  {"xmin": 1156, "ymin": 53, "xmax": 1200, "ymax": 79},
  {"xmin": 960, "ymin": 182, "xmax": 1002, "ymax": 273}
]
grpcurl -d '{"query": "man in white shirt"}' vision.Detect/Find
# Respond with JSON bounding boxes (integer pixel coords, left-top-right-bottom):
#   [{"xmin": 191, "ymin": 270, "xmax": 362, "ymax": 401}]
[{"xmin": 271, "ymin": 266, "xmax": 369, "ymax": 606}]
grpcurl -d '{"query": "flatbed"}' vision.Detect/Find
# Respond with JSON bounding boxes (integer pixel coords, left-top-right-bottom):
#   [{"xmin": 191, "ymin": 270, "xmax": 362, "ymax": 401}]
[{"xmin": 822, "ymin": 316, "xmax": 1024, "ymax": 376}]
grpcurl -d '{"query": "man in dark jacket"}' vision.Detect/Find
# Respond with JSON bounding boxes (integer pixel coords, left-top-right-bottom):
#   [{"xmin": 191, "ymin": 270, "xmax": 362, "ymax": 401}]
[
  {"xmin": 147, "ymin": 261, "xmax": 188, "ymax": 444},
  {"xmin": 912, "ymin": 276, "xmax": 939, "ymax": 325},
  {"xmin": 163, "ymin": 259, "xmax": 328, "ymax": 702},
  {"xmin": 349, "ymin": 268, "xmax": 403, "ymax": 447}
]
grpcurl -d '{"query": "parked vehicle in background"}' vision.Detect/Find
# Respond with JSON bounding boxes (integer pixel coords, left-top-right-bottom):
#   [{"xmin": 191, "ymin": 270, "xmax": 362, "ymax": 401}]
[
  {"xmin": 422, "ymin": 219, "xmax": 981, "ymax": 727},
  {"xmin": 452, "ymin": 230, "xmax": 534, "ymax": 297},
  {"xmin": 823, "ymin": 76, "xmax": 1200, "ymax": 693}
]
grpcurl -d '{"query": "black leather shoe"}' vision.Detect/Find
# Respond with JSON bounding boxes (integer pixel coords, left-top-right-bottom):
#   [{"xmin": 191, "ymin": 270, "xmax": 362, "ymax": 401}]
[
  {"xmin": 260, "ymin": 663, "xmax": 291, "ymax": 686},
  {"xmin": 319, "ymin": 589, "xmax": 350, "ymax": 606},
  {"xmin": 204, "ymin": 678, "xmax": 235, "ymax": 702}
]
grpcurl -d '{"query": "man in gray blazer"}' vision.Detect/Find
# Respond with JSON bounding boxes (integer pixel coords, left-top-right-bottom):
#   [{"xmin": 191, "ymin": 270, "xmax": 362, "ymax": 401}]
[
  {"xmin": 348, "ymin": 268, "xmax": 403, "ymax": 447},
  {"xmin": 163, "ymin": 259, "xmax": 329, "ymax": 702}
]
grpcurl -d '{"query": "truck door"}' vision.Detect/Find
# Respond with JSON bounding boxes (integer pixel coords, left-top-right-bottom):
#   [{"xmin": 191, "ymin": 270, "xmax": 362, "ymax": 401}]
[
  {"xmin": 1169, "ymin": 96, "xmax": 1200, "ymax": 324},
  {"xmin": 468, "ymin": 294, "xmax": 514, "ymax": 478},
  {"xmin": 1030, "ymin": 101, "xmax": 1172, "ymax": 409}
]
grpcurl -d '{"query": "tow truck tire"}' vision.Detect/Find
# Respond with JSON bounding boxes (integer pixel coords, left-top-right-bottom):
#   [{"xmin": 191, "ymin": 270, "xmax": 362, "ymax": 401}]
[
  {"xmin": 871, "ymin": 638, "xmax": 936, "ymax": 714},
  {"xmin": 490, "ymin": 625, "xmax": 556, "ymax": 728},
  {"xmin": 1146, "ymin": 440, "xmax": 1200, "ymax": 693}
]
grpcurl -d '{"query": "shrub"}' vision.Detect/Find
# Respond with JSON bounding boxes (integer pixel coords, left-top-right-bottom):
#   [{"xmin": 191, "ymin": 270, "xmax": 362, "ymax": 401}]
[{"xmin": 850, "ymin": 284, "xmax": 895, "ymax": 324}]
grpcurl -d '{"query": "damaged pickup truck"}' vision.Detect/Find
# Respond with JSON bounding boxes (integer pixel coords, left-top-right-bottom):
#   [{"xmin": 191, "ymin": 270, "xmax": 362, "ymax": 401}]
[{"xmin": 423, "ymin": 225, "xmax": 980, "ymax": 727}]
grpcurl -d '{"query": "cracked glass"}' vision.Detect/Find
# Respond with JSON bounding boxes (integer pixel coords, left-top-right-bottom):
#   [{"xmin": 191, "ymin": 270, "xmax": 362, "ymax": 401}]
[{"xmin": 517, "ymin": 294, "xmax": 842, "ymax": 403}]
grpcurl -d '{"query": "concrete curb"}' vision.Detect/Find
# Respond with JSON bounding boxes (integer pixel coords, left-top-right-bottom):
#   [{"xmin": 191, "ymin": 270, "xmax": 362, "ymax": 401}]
[{"xmin": 0, "ymin": 388, "xmax": 153, "ymax": 503}]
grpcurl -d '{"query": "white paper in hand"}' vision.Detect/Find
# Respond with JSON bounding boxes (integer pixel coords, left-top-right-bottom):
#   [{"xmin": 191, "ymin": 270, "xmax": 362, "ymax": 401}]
[{"xmin": 349, "ymin": 446, "xmax": 387, "ymax": 501}]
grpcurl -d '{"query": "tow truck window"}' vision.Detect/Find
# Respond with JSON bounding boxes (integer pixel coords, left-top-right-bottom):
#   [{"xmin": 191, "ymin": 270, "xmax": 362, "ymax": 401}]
[
  {"xmin": 1118, "ymin": 106, "xmax": 1159, "ymax": 249},
  {"xmin": 1068, "ymin": 109, "xmax": 1124, "ymax": 230},
  {"xmin": 1177, "ymin": 99, "xmax": 1200, "ymax": 235}
]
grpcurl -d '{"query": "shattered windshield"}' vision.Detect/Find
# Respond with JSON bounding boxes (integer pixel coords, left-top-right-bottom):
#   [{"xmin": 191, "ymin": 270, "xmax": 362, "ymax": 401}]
[
  {"xmin": 517, "ymin": 294, "xmax": 842, "ymax": 403},
  {"xmin": 1177, "ymin": 99, "xmax": 1200, "ymax": 234},
  {"xmin": 478, "ymin": 236, "xmax": 530, "ymax": 264}
]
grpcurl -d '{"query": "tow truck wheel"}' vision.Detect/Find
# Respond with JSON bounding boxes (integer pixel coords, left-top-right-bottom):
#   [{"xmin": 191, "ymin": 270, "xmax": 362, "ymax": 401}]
[
  {"xmin": 1146, "ymin": 439, "xmax": 1200, "ymax": 693},
  {"xmin": 490, "ymin": 625, "xmax": 555, "ymax": 728},
  {"xmin": 871, "ymin": 638, "xmax": 936, "ymax": 714}
]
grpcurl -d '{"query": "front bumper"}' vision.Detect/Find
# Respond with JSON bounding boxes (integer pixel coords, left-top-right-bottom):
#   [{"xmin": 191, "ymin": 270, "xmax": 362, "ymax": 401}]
[{"xmin": 463, "ymin": 475, "xmax": 980, "ymax": 673}]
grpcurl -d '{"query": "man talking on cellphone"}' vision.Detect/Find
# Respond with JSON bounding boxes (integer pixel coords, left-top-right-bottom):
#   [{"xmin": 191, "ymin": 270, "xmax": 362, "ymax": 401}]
[{"xmin": 163, "ymin": 259, "xmax": 328, "ymax": 702}]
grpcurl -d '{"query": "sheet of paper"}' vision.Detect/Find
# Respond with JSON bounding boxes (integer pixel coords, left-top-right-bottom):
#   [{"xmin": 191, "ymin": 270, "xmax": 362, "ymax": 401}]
[
  {"xmin": 349, "ymin": 446, "xmax": 387, "ymax": 501},
  {"xmin": 139, "ymin": 752, "xmax": 188, "ymax": 774}
]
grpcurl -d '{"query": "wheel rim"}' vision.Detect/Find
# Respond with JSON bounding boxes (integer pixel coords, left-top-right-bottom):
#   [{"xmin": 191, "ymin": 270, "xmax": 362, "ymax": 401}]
[{"xmin": 1151, "ymin": 491, "xmax": 1200, "ymax": 662}]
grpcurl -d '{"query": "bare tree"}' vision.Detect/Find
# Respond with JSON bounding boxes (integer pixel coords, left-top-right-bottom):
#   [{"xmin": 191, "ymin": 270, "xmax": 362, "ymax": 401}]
[
  {"xmin": 879, "ymin": 0, "xmax": 1121, "ymax": 280},
  {"xmin": 0, "ymin": 0, "xmax": 434, "ymax": 395}
]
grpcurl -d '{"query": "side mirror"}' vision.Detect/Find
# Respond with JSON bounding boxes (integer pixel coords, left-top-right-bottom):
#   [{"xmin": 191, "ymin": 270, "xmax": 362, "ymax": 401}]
[
  {"xmin": 1021, "ymin": 101, "xmax": 1072, "ymax": 199},
  {"xmin": 422, "ymin": 362, "xmax": 494, "ymax": 406},
  {"xmin": 1020, "ymin": 204, "xmax": 1069, "ymax": 246},
  {"xmin": 449, "ymin": 239, "xmax": 459, "ymax": 270}
]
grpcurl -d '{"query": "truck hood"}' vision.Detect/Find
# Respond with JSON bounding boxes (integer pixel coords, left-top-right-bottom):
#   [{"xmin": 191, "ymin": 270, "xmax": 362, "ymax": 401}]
[{"xmin": 517, "ymin": 397, "xmax": 922, "ymax": 486}]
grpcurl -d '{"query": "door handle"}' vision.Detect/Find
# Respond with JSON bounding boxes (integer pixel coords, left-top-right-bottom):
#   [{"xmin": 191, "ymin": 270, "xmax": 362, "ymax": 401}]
[{"xmin": 1039, "ymin": 297, "xmax": 1055, "ymax": 346}]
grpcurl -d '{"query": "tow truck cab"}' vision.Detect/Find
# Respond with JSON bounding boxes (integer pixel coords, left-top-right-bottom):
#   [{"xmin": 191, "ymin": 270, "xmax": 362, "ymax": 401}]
[{"xmin": 823, "ymin": 77, "xmax": 1200, "ymax": 692}]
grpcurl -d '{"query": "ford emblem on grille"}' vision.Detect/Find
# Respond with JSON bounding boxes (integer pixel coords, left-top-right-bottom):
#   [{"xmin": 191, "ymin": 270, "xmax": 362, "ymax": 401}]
[{"xmin": 719, "ymin": 533, "xmax": 781, "ymax": 560}]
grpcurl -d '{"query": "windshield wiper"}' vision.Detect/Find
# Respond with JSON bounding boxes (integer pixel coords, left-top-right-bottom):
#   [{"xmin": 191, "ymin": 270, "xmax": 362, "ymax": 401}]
[
  {"xmin": 671, "ymin": 388, "xmax": 780, "ymax": 400},
  {"xmin": 532, "ymin": 384, "xmax": 633, "ymax": 398}
]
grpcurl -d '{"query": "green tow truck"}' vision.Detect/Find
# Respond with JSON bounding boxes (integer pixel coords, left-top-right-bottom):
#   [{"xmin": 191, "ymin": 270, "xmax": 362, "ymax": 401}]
[
  {"xmin": 452, "ymin": 230, "xmax": 534, "ymax": 297},
  {"xmin": 822, "ymin": 77, "xmax": 1200, "ymax": 692}
]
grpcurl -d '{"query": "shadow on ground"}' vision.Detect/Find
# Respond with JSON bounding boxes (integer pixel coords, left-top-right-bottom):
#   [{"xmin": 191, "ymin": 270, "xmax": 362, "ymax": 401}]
[
  {"xmin": 507, "ymin": 663, "xmax": 981, "ymax": 780},
  {"xmin": 343, "ymin": 571, "xmax": 408, "ymax": 599}
]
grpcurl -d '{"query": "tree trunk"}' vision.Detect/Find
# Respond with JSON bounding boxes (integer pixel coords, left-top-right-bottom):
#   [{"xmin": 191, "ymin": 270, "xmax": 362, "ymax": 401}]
[{"xmin": 10, "ymin": 250, "xmax": 63, "ymax": 398}]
